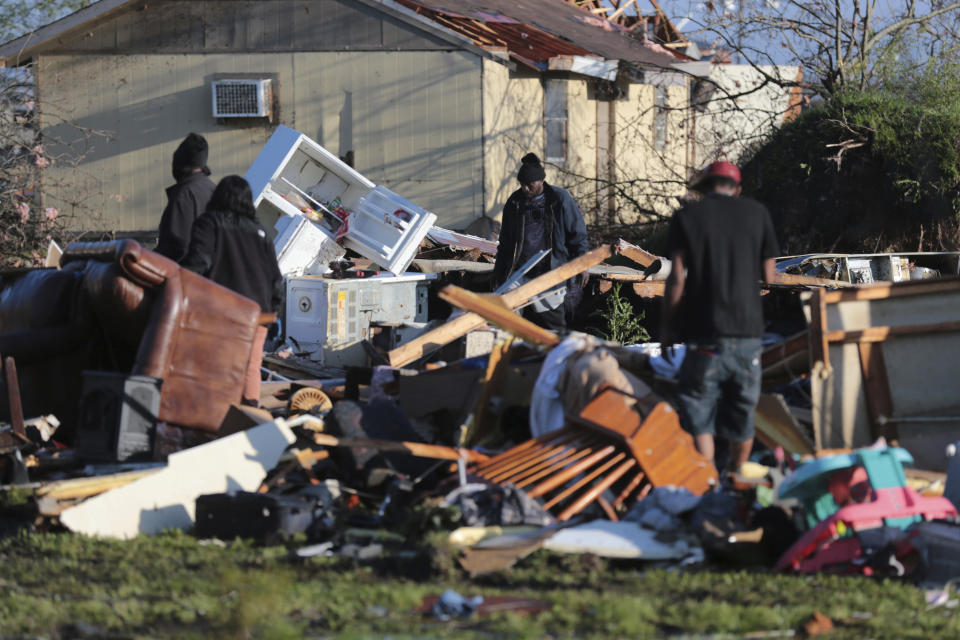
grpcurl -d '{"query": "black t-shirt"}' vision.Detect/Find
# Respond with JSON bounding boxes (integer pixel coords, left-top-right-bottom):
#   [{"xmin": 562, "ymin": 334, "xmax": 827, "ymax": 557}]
[{"xmin": 665, "ymin": 193, "xmax": 779, "ymax": 340}]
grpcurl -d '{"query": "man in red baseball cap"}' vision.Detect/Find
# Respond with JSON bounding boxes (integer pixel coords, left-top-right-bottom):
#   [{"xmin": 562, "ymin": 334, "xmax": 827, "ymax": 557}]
[{"xmin": 661, "ymin": 161, "xmax": 780, "ymax": 473}]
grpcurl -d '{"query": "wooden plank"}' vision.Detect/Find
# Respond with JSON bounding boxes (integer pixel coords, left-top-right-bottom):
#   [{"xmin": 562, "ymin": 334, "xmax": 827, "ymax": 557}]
[
  {"xmin": 826, "ymin": 321, "xmax": 960, "ymax": 344},
  {"xmin": 467, "ymin": 337, "xmax": 514, "ymax": 445},
  {"xmin": 631, "ymin": 281, "xmax": 665, "ymax": 298},
  {"xmin": 602, "ymin": 273, "xmax": 652, "ymax": 283},
  {"xmin": 310, "ymin": 432, "xmax": 489, "ymax": 464},
  {"xmin": 858, "ymin": 342, "xmax": 897, "ymax": 442},
  {"xmin": 387, "ymin": 244, "xmax": 614, "ymax": 367},
  {"xmin": 808, "ymin": 288, "xmax": 830, "ymax": 369},
  {"xmin": 438, "ymin": 286, "xmax": 562, "ymax": 347},
  {"xmin": 615, "ymin": 239, "xmax": 658, "ymax": 268},
  {"xmin": 823, "ymin": 276, "xmax": 960, "ymax": 304},
  {"xmin": 36, "ymin": 468, "xmax": 160, "ymax": 502},
  {"xmin": 770, "ymin": 272, "xmax": 855, "ymax": 288}
]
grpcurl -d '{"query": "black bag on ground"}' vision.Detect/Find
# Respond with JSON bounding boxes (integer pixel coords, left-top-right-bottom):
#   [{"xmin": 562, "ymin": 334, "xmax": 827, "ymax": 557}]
[{"xmin": 194, "ymin": 491, "xmax": 318, "ymax": 542}]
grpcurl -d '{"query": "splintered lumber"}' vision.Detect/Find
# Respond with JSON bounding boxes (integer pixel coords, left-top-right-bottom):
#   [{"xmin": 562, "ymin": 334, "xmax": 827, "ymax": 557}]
[
  {"xmin": 36, "ymin": 468, "xmax": 162, "ymax": 516},
  {"xmin": 388, "ymin": 244, "xmax": 615, "ymax": 367},
  {"xmin": 310, "ymin": 432, "xmax": 490, "ymax": 464},
  {"xmin": 438, "ymin": 286, "xmax": 561, "ymax": 347},
  {"xmin": 615, "ymin": 239, "xmax": 659, "ymax": 268},
  {"xmin": 36, "ymin": 468, "xmax": 162, "ymax": 502}
]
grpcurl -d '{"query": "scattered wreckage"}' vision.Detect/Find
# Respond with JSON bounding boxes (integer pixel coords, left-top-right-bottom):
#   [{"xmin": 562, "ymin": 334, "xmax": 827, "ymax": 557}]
[{"xmin": 1, "ymin": 127, "xmax": 960, "ymax": 589}]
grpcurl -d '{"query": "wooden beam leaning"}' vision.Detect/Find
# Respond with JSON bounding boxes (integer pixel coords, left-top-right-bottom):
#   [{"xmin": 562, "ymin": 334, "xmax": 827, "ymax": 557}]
[
  {"xmin": 439, "ymin": 286, "xmax": 562, "ymax": 347},
  {"xmin": 387, "ymin": 244, "xmax": 615, "ymax": 367}
]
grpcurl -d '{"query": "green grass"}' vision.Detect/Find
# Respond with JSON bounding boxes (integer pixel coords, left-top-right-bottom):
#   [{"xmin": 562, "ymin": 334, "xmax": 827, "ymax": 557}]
[{"xmin": 0, "ymin": 530, "xmax": 953, "ymax": 638}]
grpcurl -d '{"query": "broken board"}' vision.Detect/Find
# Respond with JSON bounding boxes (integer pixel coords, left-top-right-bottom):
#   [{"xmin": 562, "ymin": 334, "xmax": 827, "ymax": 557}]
[{"xmin": 59, "ymin": 418, "xmax": 296, "ymax": 538}]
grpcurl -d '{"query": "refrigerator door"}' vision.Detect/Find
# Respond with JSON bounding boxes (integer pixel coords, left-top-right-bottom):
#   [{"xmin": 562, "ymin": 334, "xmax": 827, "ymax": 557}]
[
  {"xmin": 246, "ymin": 127, "xmax": 437, "ymax": 275},
  {"xmin": 340, "ymin": 185, "xmax": 437, "ymax": 275}
]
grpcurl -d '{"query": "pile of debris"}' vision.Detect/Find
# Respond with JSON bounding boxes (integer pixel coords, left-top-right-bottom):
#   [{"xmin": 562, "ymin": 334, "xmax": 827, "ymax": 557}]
[{"xmin": 2, "ymin": 127, "xmax": 960, "ymax": 588}]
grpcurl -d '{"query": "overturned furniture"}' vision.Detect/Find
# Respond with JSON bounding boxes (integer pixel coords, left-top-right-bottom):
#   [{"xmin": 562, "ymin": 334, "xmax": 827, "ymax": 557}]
[
  {"xmin": 0, "ymin": 240, "xmax": 269, "ymax": 440},
  {"xmin": 469, "ymin": 387, "xmax": 717, "ymax": 521}
]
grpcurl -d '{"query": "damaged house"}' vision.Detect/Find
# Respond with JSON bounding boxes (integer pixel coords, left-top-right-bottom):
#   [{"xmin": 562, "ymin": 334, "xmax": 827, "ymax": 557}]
[{"xmin": 0, "ymin": 0, "xmax": 794, "ymax": 237}]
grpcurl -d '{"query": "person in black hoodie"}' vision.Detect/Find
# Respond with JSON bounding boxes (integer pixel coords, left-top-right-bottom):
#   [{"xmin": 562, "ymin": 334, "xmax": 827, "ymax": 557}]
[
  {"xmin": 156, "ymin": 132, "xmax": 216, "ymax": 262},
  {"xmin": 182, "ymin": 175, "xmax": 282, "ymax": 406},
  {"xmin": 493, "ymin": 153, "xmax": 589, "ymax": 332}
]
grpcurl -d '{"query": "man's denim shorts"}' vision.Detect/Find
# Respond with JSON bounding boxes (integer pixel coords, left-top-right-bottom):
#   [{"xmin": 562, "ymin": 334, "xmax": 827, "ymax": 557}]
[{"xmin": 675, "ymin": 337, "xmax": 763, "ymax": 443}]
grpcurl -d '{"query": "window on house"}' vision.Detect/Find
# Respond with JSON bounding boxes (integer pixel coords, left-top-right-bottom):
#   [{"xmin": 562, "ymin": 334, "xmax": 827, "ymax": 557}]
[
  {"xmin": 544, "ymin": 79, "xmax": 568, "ymax": 165},
  {"xmin": 654, "ymin": 85, "xmax": 668, "ymax": 149}
]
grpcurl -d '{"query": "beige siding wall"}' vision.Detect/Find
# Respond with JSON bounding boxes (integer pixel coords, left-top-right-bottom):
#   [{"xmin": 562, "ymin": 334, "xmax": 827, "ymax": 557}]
[
  {"xmin": 38, "ymin": 50, "xmax": 483, "ymax": 231},
  {"xmin": 481, "ymin": 59, "xmax": 542, "ymax": 222},
  {"xmin": 612, "ymin": 82, "xmax": 688, "ymax": 222},
  {"xmin": 481, "ymin": 65, "xmax": 599, "ymax": 224},
  {"xmin": 556, "ymin": 77, "xmax": 598, "ymax": 221},
  {"xmin": 692, "ymin": 65, "xmax": 800, "ymax": 168},
  {"xmin": 481, "ymin": 61, "xmax": 689, "ymax": 228}
]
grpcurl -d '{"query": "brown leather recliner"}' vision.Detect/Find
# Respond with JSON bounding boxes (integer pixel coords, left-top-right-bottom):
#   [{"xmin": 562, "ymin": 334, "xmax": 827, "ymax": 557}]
[{"xmin": 0, "ymin": 240, "xmax": 263, "ymax": 440}]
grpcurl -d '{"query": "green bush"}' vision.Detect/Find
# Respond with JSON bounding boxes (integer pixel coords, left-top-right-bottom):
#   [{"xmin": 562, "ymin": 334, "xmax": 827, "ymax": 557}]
[{"xmin": 741, "ymin": 60, "xmax": 960, "ymax": 254}]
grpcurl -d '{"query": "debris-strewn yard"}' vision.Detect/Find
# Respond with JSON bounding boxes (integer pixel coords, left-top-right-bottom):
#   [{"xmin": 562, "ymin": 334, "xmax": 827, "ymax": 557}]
[{"xmin": 0, "ymin": 530, "xmax": 953, "ymax": 639}]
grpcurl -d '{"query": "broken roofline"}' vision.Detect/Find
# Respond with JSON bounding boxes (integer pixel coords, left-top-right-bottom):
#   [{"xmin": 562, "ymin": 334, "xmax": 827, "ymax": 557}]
[
  {"xmin": 394, "ymin": 0, "xmax": 694, "ymax": 80},
  {"xmin": 0, "ymin": 0, "xmax": 513, "ymax": 70},
  {"xmin": 0, "ymin": 0, "xmax": 688, "ymax": 83}
]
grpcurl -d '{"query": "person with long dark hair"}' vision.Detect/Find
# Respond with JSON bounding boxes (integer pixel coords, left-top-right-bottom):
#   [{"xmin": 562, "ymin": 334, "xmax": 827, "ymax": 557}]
[{"xmin": 182, "ymin": 175, "xmax": 282, "ymax": 406}]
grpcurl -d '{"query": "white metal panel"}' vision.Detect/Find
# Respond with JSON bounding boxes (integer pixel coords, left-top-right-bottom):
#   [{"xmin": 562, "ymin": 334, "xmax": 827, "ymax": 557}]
[{"xmin": 285, "ymin": 274, "xmax": 434, "ymax": 366}]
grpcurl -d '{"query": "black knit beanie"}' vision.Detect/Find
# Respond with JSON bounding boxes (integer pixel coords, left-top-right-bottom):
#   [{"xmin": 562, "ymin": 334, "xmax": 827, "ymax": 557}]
[
  {"xmin": 172, "ymin": 132, "xmax": 211, "ymax": 181},
  {"xmin": 517, "ymin": 152, "xmax": 546, "ymax": 185}
]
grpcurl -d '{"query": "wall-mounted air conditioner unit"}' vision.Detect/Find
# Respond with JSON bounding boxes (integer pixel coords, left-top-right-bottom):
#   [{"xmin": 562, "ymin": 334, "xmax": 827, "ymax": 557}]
[{"xmin": 211, "ymin": 79, "xmax": 272, "ymax": 118}]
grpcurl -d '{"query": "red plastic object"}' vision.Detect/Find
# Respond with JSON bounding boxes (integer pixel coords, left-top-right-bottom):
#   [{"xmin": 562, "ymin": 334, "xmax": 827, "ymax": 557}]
[{"xmin": 777, "ymin": 485, "xmax": 957, "ymax": 573}]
